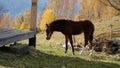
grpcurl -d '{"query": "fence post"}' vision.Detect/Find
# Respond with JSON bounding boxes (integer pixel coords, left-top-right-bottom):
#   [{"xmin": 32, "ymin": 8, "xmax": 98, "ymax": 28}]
[
  {"xmin": 29, "ymin": 0, "xmax": 37, "ymax": 47},
  {"xmin": 109, "ymin": 24, "xmax": 113, "ymax": 39}
]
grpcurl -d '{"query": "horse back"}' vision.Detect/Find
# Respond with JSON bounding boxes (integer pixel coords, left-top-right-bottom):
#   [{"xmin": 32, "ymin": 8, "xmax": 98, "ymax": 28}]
[
  {"xmin": 82, "ymin": 20, "xmax": 94, "ymax": 31},
  {"xmin": 50, "ymin": 19, "xmax": 94, "ymax": 35},
  {"xmin": 66, "ymin": 20, "xmax": 94, "ymax": 35}
]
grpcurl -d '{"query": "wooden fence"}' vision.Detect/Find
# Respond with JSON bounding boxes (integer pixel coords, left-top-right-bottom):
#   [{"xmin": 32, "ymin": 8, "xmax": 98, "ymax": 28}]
[{"xmin": 109, "ymin": 24, "xmax": 120, "ymax": 39}]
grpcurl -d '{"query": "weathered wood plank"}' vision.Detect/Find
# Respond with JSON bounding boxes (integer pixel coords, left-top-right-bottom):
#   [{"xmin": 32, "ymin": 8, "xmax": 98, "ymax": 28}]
[
  {"xmin": 0, "ymin": 28, "xmax": 35, "ymax": 46},
  {"xmin": 0, "ymin": 28, "xmax": 13, "ymax": 33}
]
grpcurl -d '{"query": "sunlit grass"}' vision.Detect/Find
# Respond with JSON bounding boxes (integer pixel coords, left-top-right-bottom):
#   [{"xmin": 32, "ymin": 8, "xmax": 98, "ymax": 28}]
[{"xmin": 36, "ymin": 32, "xmax": 120, "ymax": 64}]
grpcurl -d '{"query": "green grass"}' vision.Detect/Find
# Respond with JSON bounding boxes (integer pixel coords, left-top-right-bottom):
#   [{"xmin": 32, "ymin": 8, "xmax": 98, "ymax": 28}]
[
  {"xmin": 0, "ymin": 42, "xmax": 120, "ymax": 68},
  {"xmin": 0, "ymin": 16, "xmax": 120, "ymax": 68}
]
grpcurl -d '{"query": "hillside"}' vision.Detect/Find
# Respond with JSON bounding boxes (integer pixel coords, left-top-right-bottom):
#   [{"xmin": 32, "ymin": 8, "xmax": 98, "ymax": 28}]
[
  {"xmin": 43, "ymin": 16, "xmax": 120, "ymax": 44},
  {"xmin": 0, "ymin": 16, "xmax": 120, "ymax": 68}
]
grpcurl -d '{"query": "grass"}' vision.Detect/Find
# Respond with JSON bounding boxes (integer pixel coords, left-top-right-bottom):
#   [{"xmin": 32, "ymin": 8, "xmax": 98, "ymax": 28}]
[
  {"xmin": 0, "ymin": 43, "xmax": 120, "ymax": 68},
  {"xmin": 0, "ymin": 41, "xmax": 120, "ymax": 68},
  {"xmin": 0, "ymin": 16, "xmax": 120, "ymax": 68}
]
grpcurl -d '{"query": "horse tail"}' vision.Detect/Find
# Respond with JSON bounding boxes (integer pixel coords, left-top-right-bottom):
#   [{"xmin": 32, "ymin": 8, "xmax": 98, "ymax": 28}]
[
  {"xmin": 89, "ymin": 24, "xmax": 94, "ymax": 41},
  {"xmin": 90, "ymin": 30, "xmax": 94, "ymax": 40}
]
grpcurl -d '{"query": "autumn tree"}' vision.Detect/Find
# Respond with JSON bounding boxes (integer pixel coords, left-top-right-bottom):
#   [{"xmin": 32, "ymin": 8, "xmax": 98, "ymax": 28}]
[
  {"xmin": 47, "ymin": 0, "xmax": 77, "ymax": 19},
  {"xmin": 0, "ymin": 14, "xmax": 2, "ymax": 23},
  {"xmin": 12, "ymin": 13, "xmax": 23, "ymax": 29},
  {"xmin": 0, "ymin": 3, "xmax": 7, "ymax": 27},
  {"xmin": 108, "ymin": 0, "xmax": 120, "ymax": 11},
  {"xmin": 0, "ymin": 6, "xmax": 3, "ymax": 22},
  {"xmin": 77, "ymin": 0, "xmax": 119, "ymax": 20},
  {"xmin": 99, "ymin": 0, "xmax": 120, "ymax": 11},
  {"xmin": 0, "ymin": 4, "xmax": 5, "ymax": 18},
  {"xmin": 39, "ymin": 9, "xmax": 55, "ymax": 30},
  {"xmin": 24, "ymin": 9, "xmax": 31, "ymax": 29},
  {"xmin": 20, "ymin": 21, "xmax": 26, "ymax": 29},
  {"xmin": 12, "ymin": 9, "xmax": 32, "ymax": 29},
  {"xmin": 0, "ymin": 12, "xmax": 3, "ymax": 24},
  {"xmin": 0, "ymin": 13, "xmax": 12, "ymax": 28}
]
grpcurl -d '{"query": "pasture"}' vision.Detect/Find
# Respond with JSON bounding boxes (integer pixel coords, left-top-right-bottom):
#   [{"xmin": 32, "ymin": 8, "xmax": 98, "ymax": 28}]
[{"xmin": 0, "ymin": 16, "xmax": 120, "ymax": 68}]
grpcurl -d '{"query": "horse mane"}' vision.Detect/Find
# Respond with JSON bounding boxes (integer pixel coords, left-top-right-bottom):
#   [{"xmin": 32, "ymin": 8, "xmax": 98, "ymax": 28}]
[{"xmin": 49, "ymin": 19, "xmax": 67, "ymax": 26}]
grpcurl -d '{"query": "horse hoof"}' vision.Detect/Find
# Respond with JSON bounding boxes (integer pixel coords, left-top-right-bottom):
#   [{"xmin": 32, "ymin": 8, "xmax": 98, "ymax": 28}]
[
  {"xmin": 65, "ymin": 51, "xmax": 67, "ymax": 54},
  {"xmin": 90, "ymin": 50, "xmax": 93, "ymax": 54},
  {"xmin": 79, "ymin": 51, "xmax": 83, "ymax": 55},
  {"xmin": 89, "ymin": 53, "xmax": 92, "ymax": 56},
  {"xmin": 72, "ymin": 52, "xmax": 75, "ymax": 55},
  {"xmin": 79, "ymin": 52, "xmax": 82, "ymax": 55}
]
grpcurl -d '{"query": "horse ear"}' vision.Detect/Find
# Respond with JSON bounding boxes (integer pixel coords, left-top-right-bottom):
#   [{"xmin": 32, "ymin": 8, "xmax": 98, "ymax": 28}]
[{"xmin": 46, "ymin": 24, "xmax": 49, "ymax": 27}]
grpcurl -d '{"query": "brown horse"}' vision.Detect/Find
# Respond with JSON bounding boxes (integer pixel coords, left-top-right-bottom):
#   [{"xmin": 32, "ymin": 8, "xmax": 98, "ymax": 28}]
[{"xmin": 46, "ymin": 19, "xmax": 94, "ymax": 55}]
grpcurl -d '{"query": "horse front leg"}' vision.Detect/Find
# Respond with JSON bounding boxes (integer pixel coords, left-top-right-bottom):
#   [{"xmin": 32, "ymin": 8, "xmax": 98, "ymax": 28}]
[
  {"xmin": 65, "ymin": 35, "xmax": 68, "ymax": 54},
  {"xmin": 68, "ymin": 35, "xmax": 75, "ymax": 55},
  {"xmin": 89, "ymin": 39, "xmax": 94, "ymax": 56}
]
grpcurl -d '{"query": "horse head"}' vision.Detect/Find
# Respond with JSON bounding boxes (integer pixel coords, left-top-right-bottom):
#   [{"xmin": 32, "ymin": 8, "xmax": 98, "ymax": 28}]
[{"xmin": 46, "ymin": 24, "xmax": 53, "ymax": 40}]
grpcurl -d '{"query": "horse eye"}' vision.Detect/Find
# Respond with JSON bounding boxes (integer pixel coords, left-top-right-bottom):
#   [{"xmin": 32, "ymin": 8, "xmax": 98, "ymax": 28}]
[{"xmin": 46, "ymin": 30, "xmax": 49, "ymax": 33}]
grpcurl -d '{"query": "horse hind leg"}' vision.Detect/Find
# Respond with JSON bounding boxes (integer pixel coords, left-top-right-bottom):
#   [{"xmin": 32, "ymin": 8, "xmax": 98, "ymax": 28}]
[
  {"xmin": 89, "ymin": 32, "xmax": 94, "ymax": 56},
  {"xmin": 79, "ymin": 36, "xmax": 89, "ymax": 55},
  {"xmin": 89, "ymin": 46, "xmax": 94, "ymax": 56},
  {"xmin": 89, "ymin": 40, "xmax": 95, "ymax": 56},
  {"xmin": 65, "ymin": 35, "xmax": 68, "ymax": 54},
  {"xmin": 79, "ymin": 44, "xmax": 88, "ymax": 55}
]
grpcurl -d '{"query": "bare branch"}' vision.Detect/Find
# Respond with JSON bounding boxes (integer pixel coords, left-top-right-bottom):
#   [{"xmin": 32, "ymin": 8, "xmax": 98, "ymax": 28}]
[
  {"xmin": 107, "ymin": 0, "xmax": 120, "ymax": 11},
  {"xmin": 98, "ymin": 0, "xmax": 110, "ymax": 6}
]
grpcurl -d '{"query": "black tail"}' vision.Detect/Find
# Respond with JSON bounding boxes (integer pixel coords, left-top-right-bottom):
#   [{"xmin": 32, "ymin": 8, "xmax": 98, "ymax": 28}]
[{"xmin": 89, "ymin": 27, "xmax": 94, "ymax": 40}]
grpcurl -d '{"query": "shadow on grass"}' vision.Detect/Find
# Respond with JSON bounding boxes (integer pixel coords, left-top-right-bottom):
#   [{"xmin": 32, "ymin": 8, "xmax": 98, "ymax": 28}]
[{"xmin": 0, "ymin": 49, "xmax": 120, "ymax": 68}]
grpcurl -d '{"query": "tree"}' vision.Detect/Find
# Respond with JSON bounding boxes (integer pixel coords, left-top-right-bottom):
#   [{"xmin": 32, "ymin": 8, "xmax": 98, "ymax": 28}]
[
  {"xmin": 47, "ymin": 0, "xmax": 77, "ymax": 19},
  {"xmin": 0, "ymin": 3, "xmax": 6, "ymax": 16},
  {"xmin": 20, "ymin": 21, "xmax": 26, "ymax": 29},
  {"xmin": 0, "ymin": 13, "xmax": 12, "ymax": 28},
  {"xmin": 39, "ymin": 9, "xmax": 55, "ymax": 30},
  {"xmin": 0, "ymin": 13, "xmax": 3, "ymax": 23},
  {"xmin": 107, "ymin": 0, "xmax": 120, "ymax": 11},
  {"xmin": 24, "ymin": 9, "xmax": 31, "ymax": 29},
  {"xmin": 13, "ymin": 9, "xmax": 31, "ymax": 29},
  {"xmin": 12, "ymin": 13, "xmax": 23, "ymax": 29},
  {"xmin": 77, "ymin": 0, "xmax": 119, "ymax": 20},
  {"xmin": 98, "ymin": 0, "xmax": 120, "ymax": 18},
  {"xmin": 99, "ymin": 0, "xmax": 120, "ymax": 11},
  {"xmin": 0, "ymin": 3, "xmax": 7, "ymax": 26}
]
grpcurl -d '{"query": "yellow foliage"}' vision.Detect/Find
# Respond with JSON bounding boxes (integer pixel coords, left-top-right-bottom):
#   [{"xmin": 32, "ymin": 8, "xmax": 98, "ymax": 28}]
[
  {"xmin": 78, "ymin": 0, "xmax": 119, "ymax": 20},
  {"xmin": 74, "ymin": 14, "xmax": 80, "ymax": 21},
  {"xmin": 20, "ymin": 22, "xmax": 26, "ymax": 29},
  {"xmin": 39, "ymin": 9, "xmax": 55, "ymax": 30},
  {"xmin": 24, "ymin": 9, "xmax": 31, "ymax": 28},
  {"xmin": 12, "ymin": 22, "xmax": 21, "ymax": 29},
  {"xmin": 12, "ymin": 14, "xmax": 23, "ymax": 29}
]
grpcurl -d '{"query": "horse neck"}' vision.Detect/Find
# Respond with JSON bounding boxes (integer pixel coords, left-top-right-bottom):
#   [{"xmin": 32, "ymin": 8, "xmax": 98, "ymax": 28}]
[
  {"xmin": 51, "ymin": 26, "xmax": 62, "ymax": 32},
  {"xmin": 50, "ymin": 24, "xmax": 63, "ymax": 32}
]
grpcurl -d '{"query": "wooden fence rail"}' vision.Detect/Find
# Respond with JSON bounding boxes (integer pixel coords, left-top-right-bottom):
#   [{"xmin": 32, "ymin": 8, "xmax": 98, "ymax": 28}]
[{"xmin": 109, "ymin": 24, "xmax": 120, "ymax": 39}]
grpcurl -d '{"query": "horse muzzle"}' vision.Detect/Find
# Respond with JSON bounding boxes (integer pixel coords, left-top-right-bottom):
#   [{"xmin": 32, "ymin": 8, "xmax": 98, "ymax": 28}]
[{"xmin": 46, "ymin": 37, "xmax": 50, "ymax": 40}]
